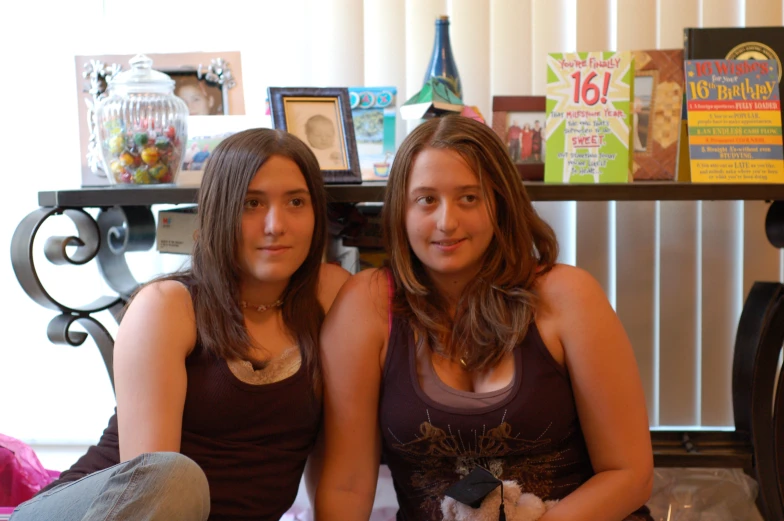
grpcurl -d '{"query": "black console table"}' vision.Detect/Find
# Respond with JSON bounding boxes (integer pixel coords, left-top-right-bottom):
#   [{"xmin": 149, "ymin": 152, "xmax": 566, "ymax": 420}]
[{"xmin": 11, "ymin": 181, "xmax": 784, "ymax": 520}]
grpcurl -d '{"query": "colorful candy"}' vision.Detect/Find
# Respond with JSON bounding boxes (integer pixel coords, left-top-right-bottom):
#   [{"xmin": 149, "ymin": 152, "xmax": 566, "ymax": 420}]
[
  {"xmin": 134, "ymin": 167, "xmax": 151, "ymax": 184},
  {"xmin": 141, "ymin": 146, "xmax": 159, "ymax": 165},
  {"xmin": 110, "ymin": 160, "xmax": 124, "ymax": 175},
  {"xmin": 155, "ymin": 136, "xmax": 172, "ymax": 150},
  {"xmin": 108, "ymin": 135, "xmax": 125, "ymax": 154},
  {"xmin": 150, "ymin": 164, "xmax": 168, "ymax": 181},
  {"xmin": 102, "ymin": 123, "xmax": 183, "ymax": 185},
  {"xmin": 134, "ymin": 132, "xmax": 149, "ymax": 147},
  {"xmin": 119, "ymin": 152, "xmax": 135, "ymax": 166}
]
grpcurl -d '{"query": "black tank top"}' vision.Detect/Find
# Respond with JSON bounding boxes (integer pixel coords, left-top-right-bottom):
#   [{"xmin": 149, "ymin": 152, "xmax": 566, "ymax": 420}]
[
  {"xmin": 379, "ymin": 313, "xmax": 652, "ymax": 520},
  {"xmin": 43, "ymin": 306, "xmax": 320, "ymax": 521}
]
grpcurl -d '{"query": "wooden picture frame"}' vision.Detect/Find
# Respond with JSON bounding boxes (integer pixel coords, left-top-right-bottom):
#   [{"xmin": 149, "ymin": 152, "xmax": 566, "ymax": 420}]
[
  {"xmin": 268, "ymin": 87, "xmax": 362, "ymax": 185},
  {"xmin": 630, "ymin": 49, "xmax": 684, "ymax": 180},
  {"xmin": 491, "ymin": 96, "xmax": 546, "ymax": 181}
]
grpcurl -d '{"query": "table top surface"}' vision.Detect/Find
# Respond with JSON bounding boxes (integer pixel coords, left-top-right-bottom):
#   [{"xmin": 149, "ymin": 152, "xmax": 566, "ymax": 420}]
[{"xmin": 37, "ymin": 181, "xmax": 784, "ymax": 207}]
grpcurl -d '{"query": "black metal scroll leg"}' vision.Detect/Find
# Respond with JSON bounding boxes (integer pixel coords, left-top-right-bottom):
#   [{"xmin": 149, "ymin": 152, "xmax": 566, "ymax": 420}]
[
  {"xmin": 47, "ymin": 310, "xmax": 123, "ymax": 389},
  {"xmin": 96, "ymin": 206, "xmax": 156, "ymax": 300},
  {"xmin": 10, "ymin": 207, "xmax": 129, "ymax": 392}
]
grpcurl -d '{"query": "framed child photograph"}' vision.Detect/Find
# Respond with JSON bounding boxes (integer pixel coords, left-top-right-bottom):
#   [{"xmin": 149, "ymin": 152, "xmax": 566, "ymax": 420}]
[
  {"xmin": 169, "ymin": 71, "xmax": 226, "ymax": 117},
  {"xmin": 491, "ymin": 96, "xmax": 546, "ymax": 181},
  {"xmin": 268, "ymin": 87, "xmax": 362, "ymax": 184}
]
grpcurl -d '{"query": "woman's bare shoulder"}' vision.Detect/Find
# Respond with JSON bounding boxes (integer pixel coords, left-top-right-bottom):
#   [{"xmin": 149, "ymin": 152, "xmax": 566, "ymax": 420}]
[
  {"xmin": 132, "ymin": 279, "xmax": 195, "ymax": 316},
  {"xmin": 318, "ymin": 262, "xmax": 352, "ymax": 311},
  {"xmin": 534, "ymin": 263, "xmax": 617, "ymax": 353},
  {"xmin": 327, "ymin": 267, "xmax": 390, "ymax": 326},
  {"xmin": 118, "ymin": 279, "xmax": 197, "ymax": 357},
  {"xmin": 346, "ymin": 267, "xmax": 390, "ymax": 301},
  {"xmin": 535, "ymin": 263, "xmax": 604, "ymax": 307}
]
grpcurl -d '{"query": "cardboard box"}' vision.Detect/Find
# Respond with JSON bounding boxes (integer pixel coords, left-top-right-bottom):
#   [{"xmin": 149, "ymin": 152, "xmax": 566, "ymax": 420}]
[{"xmin": 157, "ymin": 206, "xmax": 198, "ymax": 254}]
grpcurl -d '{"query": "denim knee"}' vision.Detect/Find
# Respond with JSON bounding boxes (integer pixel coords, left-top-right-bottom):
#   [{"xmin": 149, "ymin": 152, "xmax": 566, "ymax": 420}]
[
  {"xmin": 139, "ymin": 452, "xmax": 210, "ymax": 519},
  {"xmin": 10, "ymin": 452, "xmax": 211, "ymax": 521}
]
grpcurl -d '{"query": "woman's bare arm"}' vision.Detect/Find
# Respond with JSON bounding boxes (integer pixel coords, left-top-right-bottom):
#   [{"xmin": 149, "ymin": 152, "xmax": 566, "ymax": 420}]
[
  {"xmin": 315, "ymin": 269, "xmax": 389, "ymax": 520},
  {"xmin": 305, "ymin": 262, "xmax": 352, "ymax": 505},
  {"xmin": 114, "ymin": 280, "xmax": 197, "ymax": 462},
  {"xmin": 538, "ymin": 265, "xmax": 654, "ymax": 521}
]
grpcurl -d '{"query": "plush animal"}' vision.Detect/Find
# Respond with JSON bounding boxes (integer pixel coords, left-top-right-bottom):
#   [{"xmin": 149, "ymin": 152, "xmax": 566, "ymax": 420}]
[{"xmin": 440, "ymin": 480, "xmax": 558, "ymax": 521}]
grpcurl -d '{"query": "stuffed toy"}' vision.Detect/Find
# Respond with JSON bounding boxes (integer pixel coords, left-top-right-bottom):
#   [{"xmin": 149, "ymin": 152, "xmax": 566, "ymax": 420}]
[{"xmin": 440, "ymin": 480, "xmax": 558, "ymax": 521}]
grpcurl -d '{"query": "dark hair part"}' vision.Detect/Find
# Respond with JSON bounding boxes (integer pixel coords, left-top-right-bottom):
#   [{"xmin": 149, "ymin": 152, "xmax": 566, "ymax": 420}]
[
  {"xmin": 160, "ymin": 128, "xmax": 326, "ymax": 386},
  {"xmin": 382, "ymin": 115, "xmax": 559, "ymax": 371}
]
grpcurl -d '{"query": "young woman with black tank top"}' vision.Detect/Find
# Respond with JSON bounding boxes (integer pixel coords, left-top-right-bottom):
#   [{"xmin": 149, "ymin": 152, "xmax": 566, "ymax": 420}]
[
  {"xmin": 11, "ymin": 128, "xmax": 350, "ymax": 521},
  {"xmin": 317, "ymin": 115, "xmax": 654, "ymax": 521}
]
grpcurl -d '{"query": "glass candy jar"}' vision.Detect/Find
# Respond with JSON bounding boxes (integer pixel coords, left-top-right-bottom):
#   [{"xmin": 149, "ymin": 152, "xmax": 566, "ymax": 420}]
[{"xmin": 96, "ymin": 54, "xmax": 188, "ymax": 185}]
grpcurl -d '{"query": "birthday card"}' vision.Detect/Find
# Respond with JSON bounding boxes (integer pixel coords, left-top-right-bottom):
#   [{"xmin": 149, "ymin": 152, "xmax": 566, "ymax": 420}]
[
  {"xmin": 544, "ymin": 51, "xmax": 634, "ymax": 183},
  {"xmin": 684, "ymin": 59, "xmax": 783, "ymax": 183}
]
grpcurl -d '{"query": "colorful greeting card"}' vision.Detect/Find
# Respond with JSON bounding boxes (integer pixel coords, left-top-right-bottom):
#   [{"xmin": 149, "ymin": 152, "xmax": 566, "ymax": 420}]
[
  {"xmin": 684, "ymin": 59, "xmax": 784, "ymax": 183},
  {"xmin": 544, "ymin": 51, "xmax": 634, "ymax": 183}
]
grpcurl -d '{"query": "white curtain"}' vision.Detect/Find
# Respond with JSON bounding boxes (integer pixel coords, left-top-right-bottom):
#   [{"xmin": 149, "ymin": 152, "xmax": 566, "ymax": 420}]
[{"xmin": 2, "ymin": 0, "xmax": 783, "ymax": 470}]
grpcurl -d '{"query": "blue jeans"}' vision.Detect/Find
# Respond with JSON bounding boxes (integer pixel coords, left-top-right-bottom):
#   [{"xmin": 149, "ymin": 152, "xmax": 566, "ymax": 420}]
[{"xmin": 10, "ymin": 452, "xmax": 210, "ymax": 521}]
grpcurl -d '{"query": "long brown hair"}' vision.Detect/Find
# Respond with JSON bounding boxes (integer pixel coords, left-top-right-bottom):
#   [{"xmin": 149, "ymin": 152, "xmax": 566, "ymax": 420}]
[
  {"xmin": 163, "ymin": 128, "xmax": 327, "ymax": 385},
  {"xmin": 382, "ymin": 115, "xmax": 558, "ymax": 371}
]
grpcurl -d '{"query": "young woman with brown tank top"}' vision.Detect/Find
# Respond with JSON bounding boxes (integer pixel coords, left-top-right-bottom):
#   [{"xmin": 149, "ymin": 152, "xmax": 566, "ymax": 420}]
[
  {"xmin": 11, "ymin": 128, "xmax": 350, "ymax": 521},
  {"xmin": 316, "ymin": 115, "xmax": 654, "ymax": 521}
]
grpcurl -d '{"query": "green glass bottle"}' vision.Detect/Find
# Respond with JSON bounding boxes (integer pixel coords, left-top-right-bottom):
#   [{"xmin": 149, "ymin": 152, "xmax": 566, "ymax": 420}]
[{"xmin": 423, "ymin": 15, "xmax": 462, "ymax": 99}]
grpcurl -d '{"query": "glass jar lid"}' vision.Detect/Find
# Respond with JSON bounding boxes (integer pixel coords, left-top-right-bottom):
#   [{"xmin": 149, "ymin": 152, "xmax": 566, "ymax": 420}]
[{"xmin": 108, "ymin": 54, "xmax": 175, "ymax": 94}]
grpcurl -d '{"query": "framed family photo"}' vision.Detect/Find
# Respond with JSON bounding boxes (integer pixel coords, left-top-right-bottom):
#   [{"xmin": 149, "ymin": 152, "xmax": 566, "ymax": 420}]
[
  {"xmin": 491, "ymin": 96, "xmax": 546, "ymax": 181},
  {"xmin": 75, "ymin": 51, "xmax": 245, "ymax": 186},
  {"xmin": 268, "ymin": 87, "xmax": 362, "ymax": 184}
]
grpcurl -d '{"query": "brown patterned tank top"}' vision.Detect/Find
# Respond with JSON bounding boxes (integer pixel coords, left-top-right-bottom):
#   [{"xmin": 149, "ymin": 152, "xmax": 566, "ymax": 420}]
[{"xmin": 379, "ymin": 313, "xmax": 650, "ymax": 521}]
